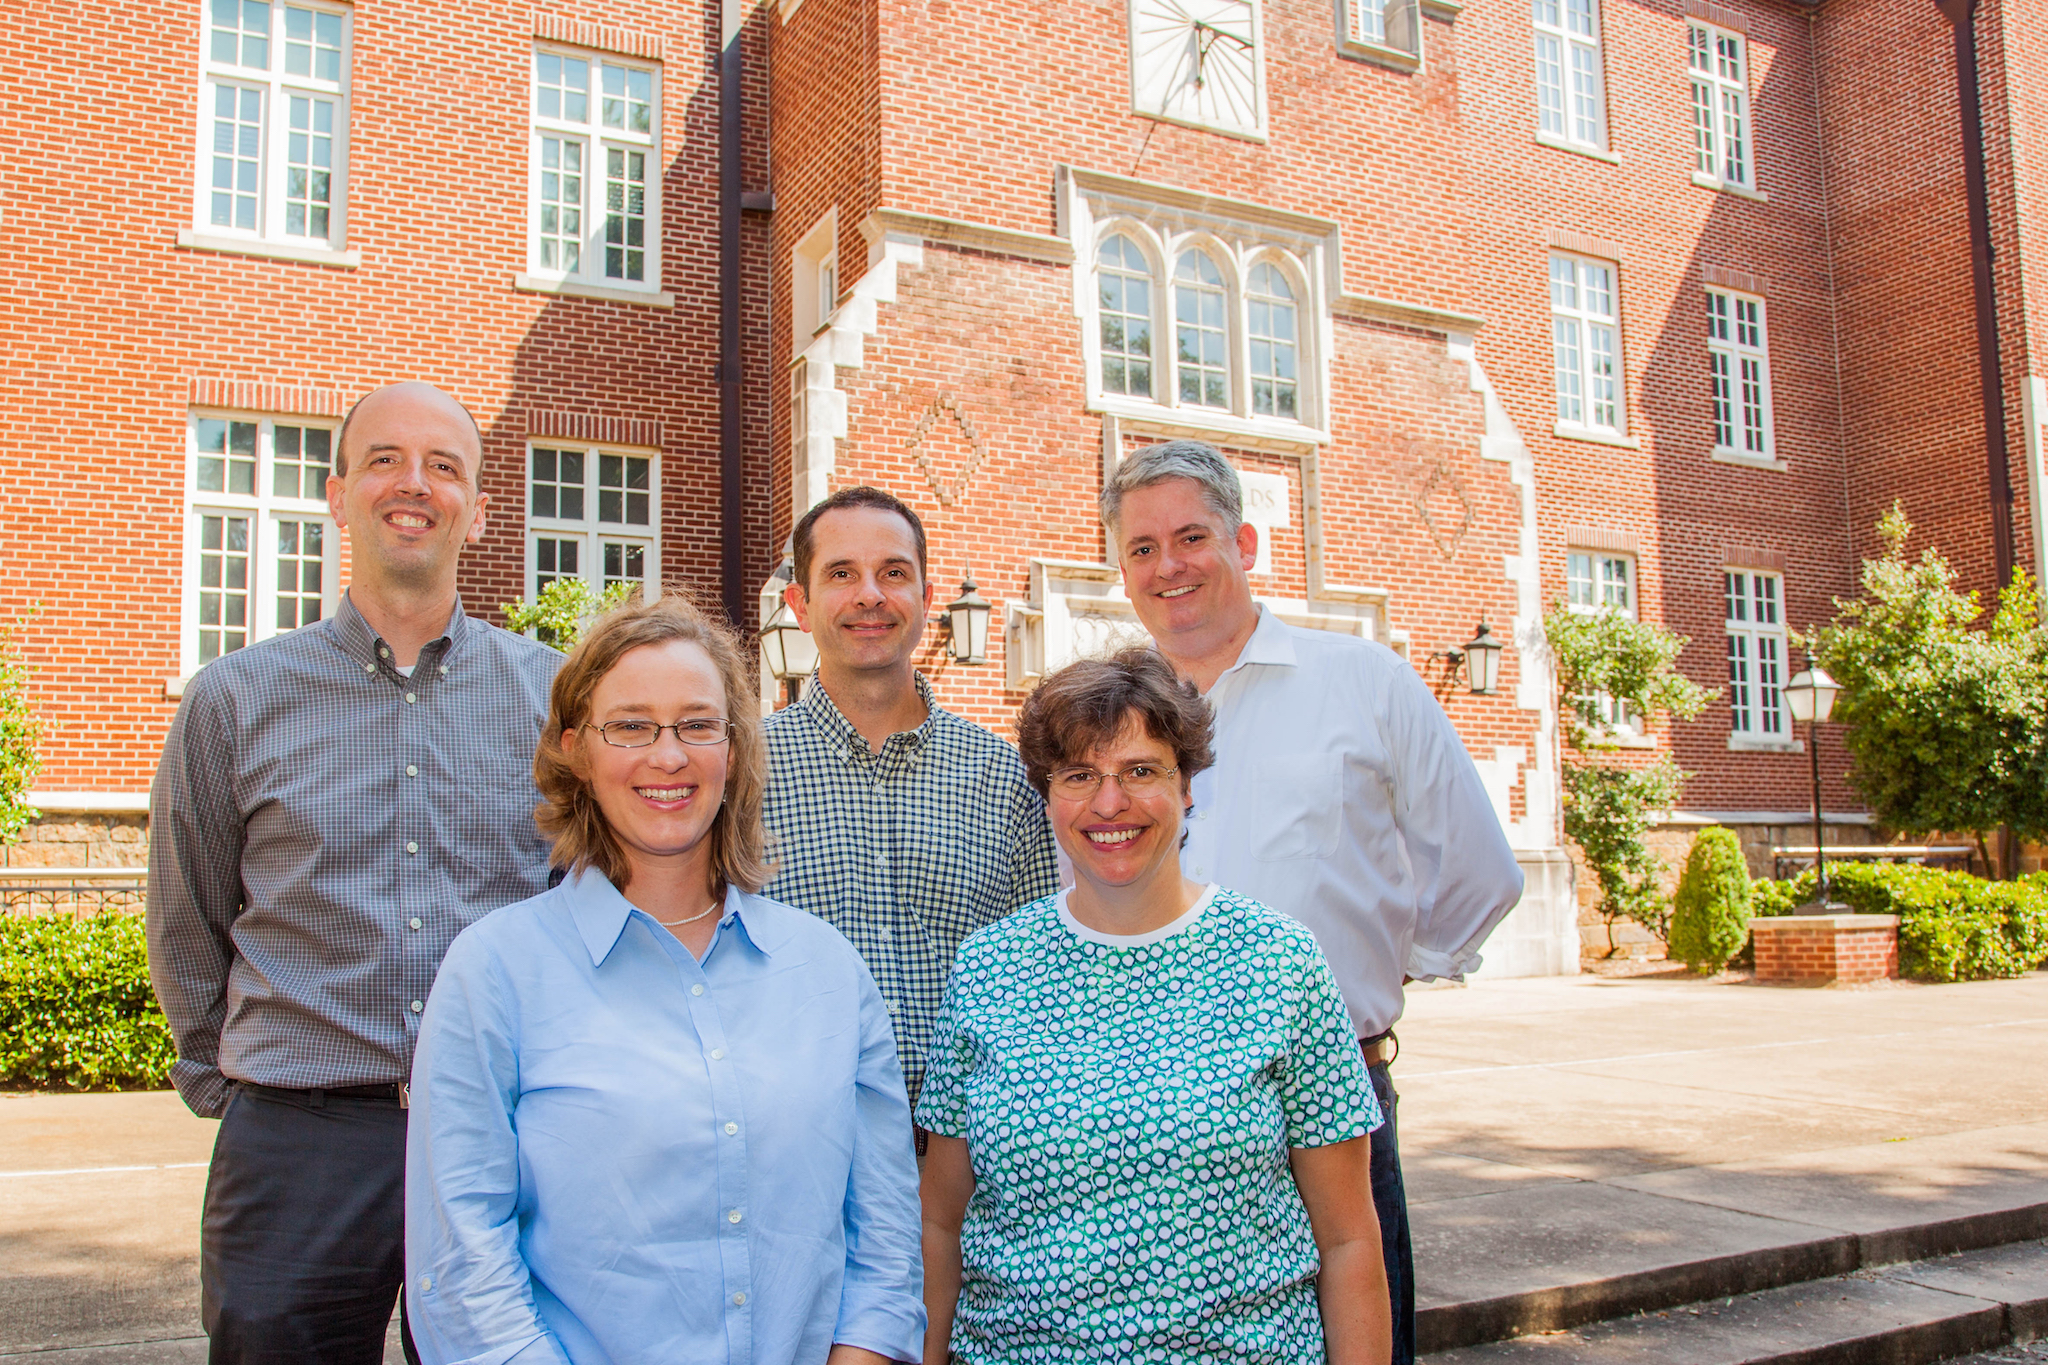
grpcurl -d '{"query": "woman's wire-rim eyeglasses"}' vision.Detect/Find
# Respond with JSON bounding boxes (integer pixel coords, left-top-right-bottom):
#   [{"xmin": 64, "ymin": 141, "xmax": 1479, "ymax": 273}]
[
  {"xmin": 583, "ymin": 719, "xmax": 735, "ymax": 748},
  {"xmin": 1047, "ymin": 763, "xmax": 1181, "ymax": 799}
]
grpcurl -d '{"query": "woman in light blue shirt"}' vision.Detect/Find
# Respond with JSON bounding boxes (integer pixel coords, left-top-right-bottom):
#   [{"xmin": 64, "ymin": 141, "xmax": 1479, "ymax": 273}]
[{"xmin": 406, "ymin": 593, "xmax": 924, "ymax": 1365}]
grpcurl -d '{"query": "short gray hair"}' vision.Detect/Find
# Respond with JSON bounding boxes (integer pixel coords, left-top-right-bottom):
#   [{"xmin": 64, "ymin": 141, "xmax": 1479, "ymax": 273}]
[{"xmin": 1099, "ymin": 440, "xmax": 1242, "ymax": 537}]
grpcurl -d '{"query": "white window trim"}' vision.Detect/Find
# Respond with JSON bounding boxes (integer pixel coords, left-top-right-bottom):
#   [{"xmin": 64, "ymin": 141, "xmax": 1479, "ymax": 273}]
[
  {"xmin": 1565, "ymin": 549, "xmax": 1653, "ymax": 745},
  {"xmin": 1687, "ymin": 20, "xmax": 1755, "ymax": 193},
  {"xmin": 527, "ymin": 44, "xmax": 664, "ymax": 296},
  {"xmin": 179, "ymin": 411, "xmax": 341, "ymax": 675},
  {"xmin": 1338, "ymin": 0, "xmax": 1422, "ymax": 69},
  {"xmin": 1531, "ymin": 0, "xmax": 1607, "ymax": 153},
  {"xmin": 1066, "ymin": 174, "xmax": 1333, "ymax": 445},
  {"xmin": 790, "ymin": 208, "xmax": 840, "ymax": 355},
  {"xmin": 1724, "ymin": 568, "xmax": 1789, "ymax": 743},
  {"xmin": 189, "ymin": 0, "xmax": 353, "ymax": 251},
  {"xmin": 523, "ymin": 440, "xmax": 663, "ymax": 601},
  {"xmin": 1548, "ymin": 252, "xmax": 1628, "ymax": 438},
  {"xmin": 1706, "ymin": 286, "xmax": 1777, "ymax": 464}
]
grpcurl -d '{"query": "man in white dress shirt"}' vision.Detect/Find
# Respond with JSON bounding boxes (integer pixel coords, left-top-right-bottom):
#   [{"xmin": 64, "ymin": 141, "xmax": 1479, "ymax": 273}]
[{"xmin": 1103, "ymin": 439, "xmax": 1525, "ymax": 1365}]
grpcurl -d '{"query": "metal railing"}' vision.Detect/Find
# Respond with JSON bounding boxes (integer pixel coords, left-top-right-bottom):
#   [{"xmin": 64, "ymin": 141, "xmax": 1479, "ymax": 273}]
[{"xmin": 0, "ymin": 868, "xmax": 148, "ymax": 918}]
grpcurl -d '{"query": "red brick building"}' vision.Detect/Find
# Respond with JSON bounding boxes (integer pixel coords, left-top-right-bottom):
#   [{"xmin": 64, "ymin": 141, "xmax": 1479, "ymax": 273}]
[{"xmin": 3, "ymin": 0, "xmax": 2038, "ymax": 963}]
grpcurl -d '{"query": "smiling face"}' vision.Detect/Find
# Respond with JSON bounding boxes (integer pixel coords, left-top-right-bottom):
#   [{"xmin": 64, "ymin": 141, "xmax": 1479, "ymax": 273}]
[
  {"xmin": 787, "ymin": 504, "xmax": 935, "ymax": 678},
  {"xmin": 1050, "ymin": 713, "xmax": 1190, "ymax": 896},
  {"xmin": 325, "ymin": 383, "xmax": 488, "ymax": 593},
  {"xmin": 560, "ymin": 638, "xmax": 730, "ymax": 894},
  {"xmin": 1113, "ymin": 477, "xmax": 1259, "ymax": 662}
]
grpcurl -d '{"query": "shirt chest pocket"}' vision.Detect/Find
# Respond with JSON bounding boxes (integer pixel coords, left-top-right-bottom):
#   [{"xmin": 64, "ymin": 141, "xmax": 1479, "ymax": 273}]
[{"xmin": 1252, "ymin": 755, "xmax": 1343, "ymax": 862}]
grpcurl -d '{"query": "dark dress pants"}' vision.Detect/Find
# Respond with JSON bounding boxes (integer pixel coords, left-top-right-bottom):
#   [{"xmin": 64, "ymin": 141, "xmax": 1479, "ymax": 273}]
[
  {"xmin": 1366, "ymin": 1060, "xmax": 1415, "ymax": 1365},
  {"xmin": 201, "ymin": 1086, "xmax": 421, "ymax": 1365}
]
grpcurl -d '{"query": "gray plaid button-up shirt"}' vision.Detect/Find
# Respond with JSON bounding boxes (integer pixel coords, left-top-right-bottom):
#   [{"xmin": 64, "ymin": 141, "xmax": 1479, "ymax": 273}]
[
  {"xmin": 147, "ymin": 593, "xmax": 561, "ymax": 1118},
  {"xmin": 762, "ymin": 673, "xmax": 1059, "ymax": 1102}
]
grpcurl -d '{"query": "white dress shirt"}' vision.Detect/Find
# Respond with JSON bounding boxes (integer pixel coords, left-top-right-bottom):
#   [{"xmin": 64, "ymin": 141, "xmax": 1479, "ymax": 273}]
[{"xmin": 1180, "ymin": 607, "xmax": 1525, "ymax": 1036}]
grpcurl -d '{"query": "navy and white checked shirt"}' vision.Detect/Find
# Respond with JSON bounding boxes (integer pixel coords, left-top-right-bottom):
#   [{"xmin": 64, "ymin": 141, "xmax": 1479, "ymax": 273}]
[
  {"xmin": 147, "ymin": 593, "xmax": 562, "ymax": 1118},
  {"xmin": 762, "ymin": 673, "xmax": 1059, "ymax": 1102}
]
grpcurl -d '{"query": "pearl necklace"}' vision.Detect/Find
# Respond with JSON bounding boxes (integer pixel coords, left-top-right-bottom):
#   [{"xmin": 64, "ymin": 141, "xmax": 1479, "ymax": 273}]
[{"xmin": 653, "ymin": 900, "xmax": 720, "ymax": 928}]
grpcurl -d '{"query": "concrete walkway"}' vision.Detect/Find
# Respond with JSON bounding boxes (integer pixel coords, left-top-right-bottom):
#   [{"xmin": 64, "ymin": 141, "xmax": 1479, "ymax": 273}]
[{"xmin": 0, "ymin": 970, "xmax": 2042, "ymax": 1360}]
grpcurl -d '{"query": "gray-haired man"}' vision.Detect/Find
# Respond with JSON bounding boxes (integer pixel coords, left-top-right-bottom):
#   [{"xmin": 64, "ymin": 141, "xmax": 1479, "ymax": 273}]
[
  {"xmin": 1102, "ymin": 438, "xmax": 1525, "ymax": 1365},
  {"xmin": 149, "ymin": 382, "xmax": 562, "ymax": 1362}
]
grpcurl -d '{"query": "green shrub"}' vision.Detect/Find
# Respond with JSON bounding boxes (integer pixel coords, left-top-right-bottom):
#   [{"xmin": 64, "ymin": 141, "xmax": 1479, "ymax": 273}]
[
  {"xmin": 1744, "ymin": 863, "xmax": 2048, "ymax": 982},
  {"xmin": 1669, "ymin": 827, "xmax": 1752, "ymax": 973},
  {"xmin": 0, "ymin": 913, "xmax": 174, "ymax": 1089}
]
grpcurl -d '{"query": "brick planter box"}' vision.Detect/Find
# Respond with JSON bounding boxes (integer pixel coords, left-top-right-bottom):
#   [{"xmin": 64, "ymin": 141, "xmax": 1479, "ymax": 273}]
[{"xmin": 1751, "ymin": 914, "xmax": 1899, "ymax": 985}]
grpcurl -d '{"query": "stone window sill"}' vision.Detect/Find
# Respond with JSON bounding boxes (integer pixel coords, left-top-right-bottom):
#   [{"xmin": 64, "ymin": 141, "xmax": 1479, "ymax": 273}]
[
  {"xmin": 1338, "ymin": 37, "xmax": 1420, "ymax": 71},
  {"xmin": 513, "ymin": 274, "xmax": 675, "ymax": 308},
  {"xmin": 1691, "ymin": 171, "xmax": 1769, "ymax": 203},
  {"xmin": 1535, "ymin": 132, "xmax": 1620, "ymax": 165},
  {"xmin": 1712, "ymin": 449, "xmax": 1788, "ymax": 472},
  {"xmin": 177, "ymin": 230, "xmax": 360, "ymax": 268},
  {"xmin": 1728, "ymin": 733, "xmax": 1804, "ymax": 753},
  {"xmin": 1554, "ymin": 422, "xmax": 1642, "ymax": 450}
]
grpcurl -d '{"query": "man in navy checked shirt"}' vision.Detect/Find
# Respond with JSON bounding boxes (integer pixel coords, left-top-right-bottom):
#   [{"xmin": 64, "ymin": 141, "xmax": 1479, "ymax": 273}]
[{"xmin": 762, "ymin": 487, "xmax": 1059, "ymax": 1110}]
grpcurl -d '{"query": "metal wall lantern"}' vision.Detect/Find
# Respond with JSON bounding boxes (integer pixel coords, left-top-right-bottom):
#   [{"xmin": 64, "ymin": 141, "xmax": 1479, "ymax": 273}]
[
  {"xmin": 943, "ymin": 576, "xmax": 992, "ymax": 665},
  {"xmin": 1434, "ymin": 621, "xmax": 1505, "ymax": 695},
  {"xmin": 760, "ymin": 598, "xmax": 819, "ymax": 682}
]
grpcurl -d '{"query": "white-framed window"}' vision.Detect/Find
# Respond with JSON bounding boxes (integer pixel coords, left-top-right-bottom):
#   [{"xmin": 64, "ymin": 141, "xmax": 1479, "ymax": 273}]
[
  {"xmin": 529, "ymin": 47, "xmax": 662, "ymax": 292},
  {"xmin": 526, "ymin": 443, "xmax": 659, "ymax": 600},
  {"xmin": 1550, "ymin": 254, "xmax": 1624, "ymax": 434},
  {"xmin": 180, "ymin": 413, "xmax": 340, "ymax": 670},
  {"xmin": 1341, "ymin": 0, "xmax": 1419, "ymax": 62},
  {"xmin": 1533, "ymin": 0, "xmax": 1604, "ymax": 150},
  {"xmin": 1707, "ymin": 288, "xmax": 1773, "ymax": 459},
  {"xmin": 192, "ymin": 0, "xmax": 352, "ymax": 245},
  {"xmin": 1688, "ymin": 22, "xmax": 1751, "ymax": 190},
  {"xmin": 790, "ymin": 208, "xmax": 840, "ymax": 354},
  {"xmin": 1725, "ymin": 570, "xmax": 1786, "ymax": 740},
  {"xmin": 1567, "ymin": 550, "xmax": 1640, "ymax": 733},
  {"xmin": 1083, "ymin": 224, "xmax": 1319, "ymax": 431}
]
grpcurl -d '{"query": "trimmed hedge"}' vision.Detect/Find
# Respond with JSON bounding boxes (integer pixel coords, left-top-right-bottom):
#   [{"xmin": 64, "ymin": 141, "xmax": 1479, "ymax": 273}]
[
  {"xmin": 1670, "ymin": 827, "xmax": 1752, "ymax": 973},
  {"xmin": 0, "ymin": 912, "xmax": 175, "ymax": 1090},
  {"xmin": 1749, "ymin": 862, "xmax": 2048, "ymax": 983}
]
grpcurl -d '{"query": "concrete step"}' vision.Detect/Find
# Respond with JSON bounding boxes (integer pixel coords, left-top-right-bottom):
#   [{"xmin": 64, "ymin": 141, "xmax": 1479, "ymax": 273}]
[
  {"xmin": 1417, "ymin": 1194, "xmax": 2048, "ymax": 1354},
  {"xmin": 1423, "ymin": 1238, "xmax": 2048, "ymax": 1364}
]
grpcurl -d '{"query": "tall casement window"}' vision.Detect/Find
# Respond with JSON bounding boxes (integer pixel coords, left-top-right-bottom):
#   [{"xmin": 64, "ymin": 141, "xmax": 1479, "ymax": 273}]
[
  {"xmin": 1725, "ymin": 570, "xmax": 1787, "ymax": 741},
  {"xmin": 527, "ymin": 443, "xmax": 659, "ymax": 600},
  {"xmin": 1549, "ymin": 254, "xmax": 1624, "ymax": 435},
  {"xmin": 1706, "ymin": 288, "xmax": 1773, "ymax": 459},
  {"xmin": 193, "ymin": 0, "xmax": 351, "ymax": 247},
  {"xmin": 1084, "ymin": 226, "xmax": 1320, "ymax": 431},
  {"xmin": 1341, "ymin": 0, "xmax": 1420, "ymax": 63},
  {"xmin": 181, "ymin": 414, "xmax": 339, "ymax": 671},
  {"xmin": 1688, "ymin": 22, "xmax": 1752, "ymax": 191},
  {"xmin": 1567, "ymin": 550, "xmax": 1639, "ymax": 732},
  {"xmin": 530, "ymin": 48, "xmax": 662, "ymax": 292},
  {"xmin": 1532, "ymin": 0, "xmax": 1604, "ymax": 151}
]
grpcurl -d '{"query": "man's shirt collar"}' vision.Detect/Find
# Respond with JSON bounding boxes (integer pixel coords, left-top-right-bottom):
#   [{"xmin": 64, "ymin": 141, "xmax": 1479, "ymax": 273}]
[
  {"xmin": 796, "ymin": 669, "xmax": 938, "ymax": 757},
  {"xmin": 1214, "ymin": 605, "xmax": 1298, "ymax": 685},
  {"xmin": 563, "ymin": 865, "xmax": 788, "ymax": 967},
  {"xmin": 328, "ymin": 591, "xmax": 471, "ymax": 673}
]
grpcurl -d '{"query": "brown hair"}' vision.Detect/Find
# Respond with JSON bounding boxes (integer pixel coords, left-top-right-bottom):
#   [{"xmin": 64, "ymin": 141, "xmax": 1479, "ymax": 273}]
[
  {"xmin": 534, "ymin": 591, "xmax": 773, "ymax": 892},
  {"xmin": 1014, "ymin": 647, "xmax": 1216, "ymax": 797},
  {"xmin": 790, "ymin": 485, "xmax": 928, "ymax": 591}
]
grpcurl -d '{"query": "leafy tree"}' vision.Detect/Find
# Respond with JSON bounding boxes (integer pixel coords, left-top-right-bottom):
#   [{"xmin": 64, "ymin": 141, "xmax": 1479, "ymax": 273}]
[
  {"xmin": 1668, "ymin": 825, "xmax": 1751, "ymax": 973},
  {"xmin": 1806, "ymin": 505, "xmax": 2048, "ymax": 873},
  {"xmin": 0, "ymin": 611, "xmax": 44, "ymax": 847},
  {"xmin": 501, "ymin": 579, "xmax": 635, "ymax": 653},
  {"xmin": 1544, "ymin": 604, "xmax": 1714, "ymax": 953}
]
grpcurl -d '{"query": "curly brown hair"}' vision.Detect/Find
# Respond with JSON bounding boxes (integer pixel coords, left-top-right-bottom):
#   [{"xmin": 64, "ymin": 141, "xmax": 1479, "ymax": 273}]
[
  {"xmin": 534, "ymin": 591, "xmax": 773, "ymax": 892},
  {"xmin": 1014, "ymin": 647, "xmax": 1215, "ymax": 797}
]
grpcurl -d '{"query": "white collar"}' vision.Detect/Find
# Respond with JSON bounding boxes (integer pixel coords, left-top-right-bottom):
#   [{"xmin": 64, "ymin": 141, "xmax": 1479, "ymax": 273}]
[{"xmin": 1057, "ymin": 884, "xmax": 1218, "ymax": 947}]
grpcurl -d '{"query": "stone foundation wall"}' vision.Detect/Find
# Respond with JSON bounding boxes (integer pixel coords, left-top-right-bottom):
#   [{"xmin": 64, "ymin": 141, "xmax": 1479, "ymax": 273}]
[{"xmin": 4, "ymin": 813, "xmax": 150, "ymax": 869}]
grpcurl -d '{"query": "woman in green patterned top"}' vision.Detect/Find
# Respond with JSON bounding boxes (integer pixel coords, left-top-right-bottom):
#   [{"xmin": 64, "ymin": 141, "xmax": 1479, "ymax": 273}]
[{"xmin": 916, "ymin": 649, "xmax": 1391, "ymax": 1365}]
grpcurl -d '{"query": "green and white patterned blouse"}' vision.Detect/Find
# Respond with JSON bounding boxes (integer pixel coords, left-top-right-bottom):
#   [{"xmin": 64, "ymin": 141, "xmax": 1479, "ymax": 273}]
[{"xmin": 916, "ymin": 884, "xmax": 1383, "ymax": 1365}]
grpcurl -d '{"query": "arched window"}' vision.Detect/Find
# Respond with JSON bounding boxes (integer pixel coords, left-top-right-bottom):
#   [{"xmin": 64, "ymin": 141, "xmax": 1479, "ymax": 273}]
[
  {"xmin": 1246, "ymin": 262, "xmax": 1298, "ymax": 420},
  {"xmin": 1097, "ymin": 234, "xmax": 1153, "ymax": 398},
  {"xmin": 1174, "ymin": 249, "xmax": 1229, "ymax": 409}
]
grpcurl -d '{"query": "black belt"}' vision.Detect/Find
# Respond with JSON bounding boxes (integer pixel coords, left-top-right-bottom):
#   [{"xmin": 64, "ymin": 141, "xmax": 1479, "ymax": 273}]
[
  {"xmin": 239, "ymin": 1081, "xmax": 408, "ymax": 1108},
  {"xmin": 1359, "ymin": 1029, "xmax": 1399, "ymax": 1067}
]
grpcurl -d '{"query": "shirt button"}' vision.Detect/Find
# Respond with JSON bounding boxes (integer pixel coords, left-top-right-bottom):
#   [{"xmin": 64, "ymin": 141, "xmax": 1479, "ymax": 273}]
[
  {"xmin": 885, "ymin": 1001, "xmax": 898, "ymax": 1016},
  {"xmin": 710, "ymin": 1048, "xmax": 725, "ymax": 1060},
  {"xmin": 405, "ymin": 692, "xmax": 416, "ymax": 704},
  {"xmin": 379, "ymin": 646, "xmax": 390, "ymax": 658},
  {"xmin": 406, "ymin": 841, "xmax": 419, "ymax": 854},
  {"xmin": 363, "ymin": 662, "xmax": 376, "ymax": 673},
  {"xmin": 874, "ymin": 854, "xmax": 887, "ymax": 867},
  {"xmin": 409, "ymin": 917, "xmax": 422, "ymax": 931},
  {"xmin": 691, "ymin": 984, "xmax": 705, "ymax": 996},
  {"xmin": 724, "ymin": 1121, "xmax": 738, "ymax": 1135},
  {"xmin": 410, "ymin": 1000, "xmax": 423, "ymax": 1013},
  {"xmin": 406, "ymin": 764, "xmax": 418, "ymax": 777},
  {"xmin": 727, "ymin": 1209, "xmax": 743, "ymax": 1224},
  {"xmin": 732, "ymin": 1293, "xmax": 746, "ymax": 1307},
  {"xmin": 439, "ymin": 664, "xmax": 449, "ymax": 675},
  {"xmin": 419, "ymin": 1275, "xmax": 432, "ymax": 1292}
]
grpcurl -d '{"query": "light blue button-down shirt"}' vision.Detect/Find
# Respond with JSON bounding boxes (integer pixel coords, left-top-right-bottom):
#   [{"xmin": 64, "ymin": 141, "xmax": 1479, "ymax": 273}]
[{"xmin": 405, "ymin": 868, "xmax": 925, "ymax": 1365}]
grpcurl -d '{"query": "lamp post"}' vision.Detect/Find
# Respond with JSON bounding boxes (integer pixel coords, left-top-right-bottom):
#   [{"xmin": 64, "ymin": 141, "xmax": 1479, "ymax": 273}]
[
  {"xmin": 943, "ymin": 575, "xmax": 992, "ymax": 665},
  {"xmin": 1783, "ymin": 657, "xmax": 1842, "ymax": 913}
]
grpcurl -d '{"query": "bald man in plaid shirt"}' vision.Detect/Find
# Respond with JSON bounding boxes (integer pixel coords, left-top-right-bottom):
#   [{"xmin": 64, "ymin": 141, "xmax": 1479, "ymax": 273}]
[{"xmin": 762, "ymin": 486, "xmax": 1059, "ymax": 1109}]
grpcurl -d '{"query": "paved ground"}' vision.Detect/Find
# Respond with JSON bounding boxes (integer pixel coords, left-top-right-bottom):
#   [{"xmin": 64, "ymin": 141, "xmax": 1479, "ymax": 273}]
[{"xmin": 1, "ymin": 968, "xmax": 2042, "ymax": 1361}]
